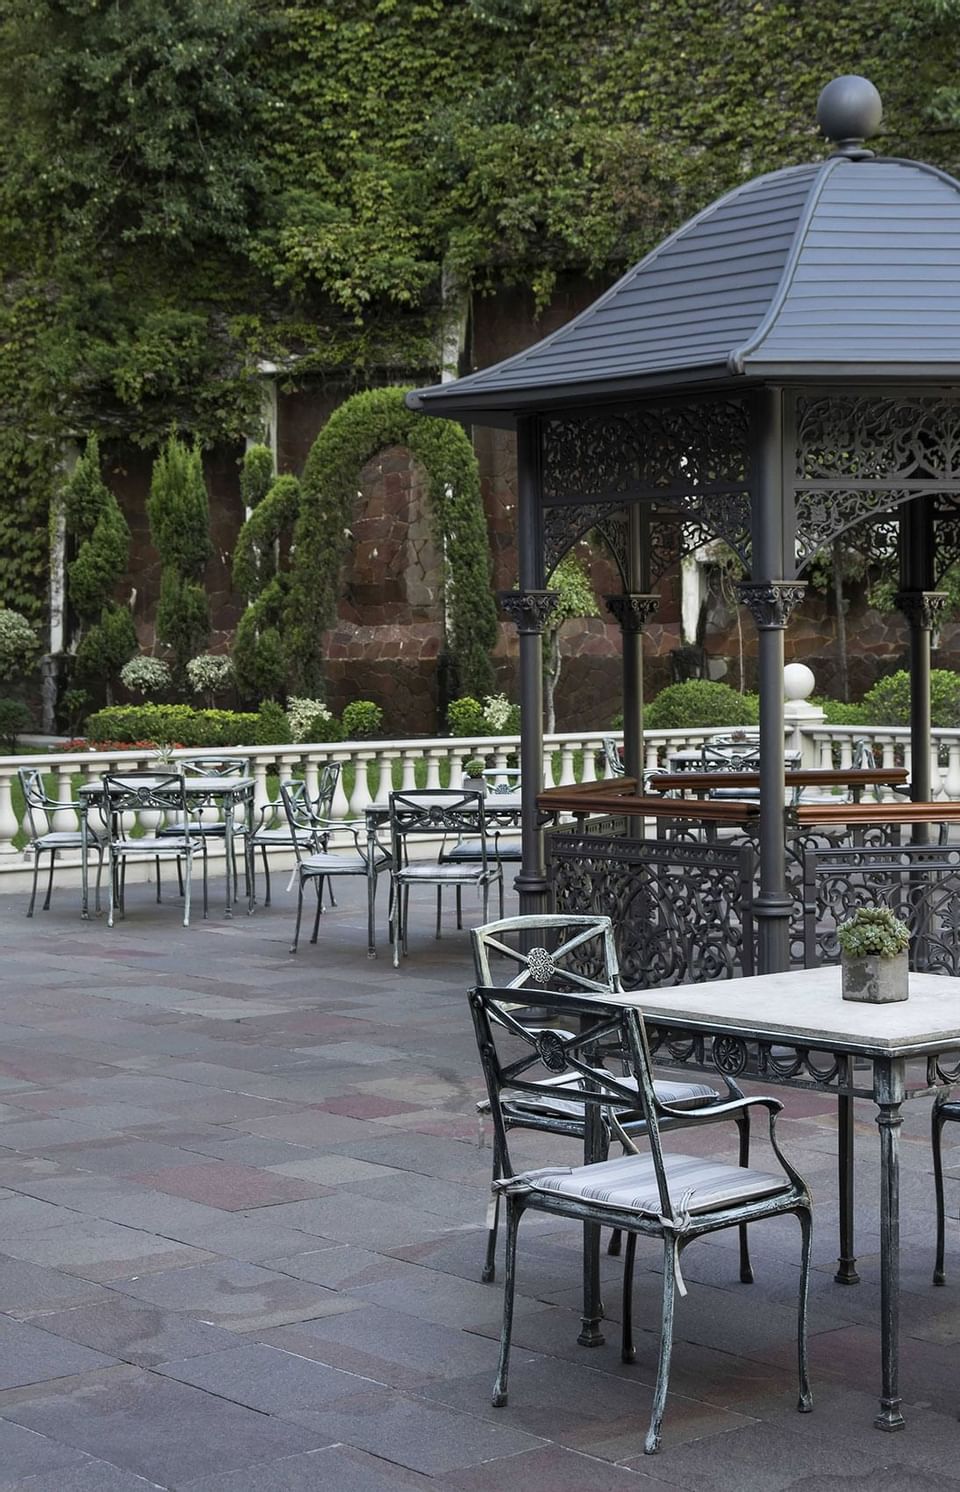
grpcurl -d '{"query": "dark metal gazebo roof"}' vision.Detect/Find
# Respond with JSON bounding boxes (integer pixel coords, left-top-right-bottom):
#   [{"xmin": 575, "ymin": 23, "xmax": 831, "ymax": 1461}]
[{"xmin": 409, "ymin": 150, "xmax": 960, "ymax": 426}]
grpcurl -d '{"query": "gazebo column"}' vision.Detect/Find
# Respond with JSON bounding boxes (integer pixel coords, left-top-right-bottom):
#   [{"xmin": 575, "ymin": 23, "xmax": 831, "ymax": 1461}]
[
  {"xmin": 604, "ymin": 593, "xmax": 659, "ymax": 783},
  {"xmin": 501, "ymin": 416, "xmax": 559, "ymax": 916},
  {"xmin": 896, "ymin": 503, "xmax": 947, "ymax": 834},
  {"xmin": 741, "ymin": 385, "xmax": 805, "ymax": 974}
]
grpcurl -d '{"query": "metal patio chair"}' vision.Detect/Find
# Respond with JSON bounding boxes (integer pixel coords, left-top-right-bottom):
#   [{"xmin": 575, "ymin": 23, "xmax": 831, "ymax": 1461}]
[
  {"xmin": 469, "ymin": 983, "xmax": 813, "ymax": 1454},
  {"xmin": 18, "ymin": 766, "xmax": 106, "ymax": 917},
  {"xmin": 102, "ymin": 773, "xmax": 207, "ymax": 928},
  {"xmin": 156, "ymin": 754, "xmax": 251, "ymax": 902},
  {"xmin": 389, "ymin": 789, "xmax": 503, "ymax": 967},
  {"xmin": 601, "ymin": 736, "xmax": 626, "ymax": 777},
  {"xmin": 251, "ymin": 765, "xmax": 340, "ymax": 906},
  {"xmin": 281, "ymin": 780, "xmax": 391, "ymax": 956},
  {"xmin": 471, "ymin": 913, "xmax": 752, "ymax": 1284}
]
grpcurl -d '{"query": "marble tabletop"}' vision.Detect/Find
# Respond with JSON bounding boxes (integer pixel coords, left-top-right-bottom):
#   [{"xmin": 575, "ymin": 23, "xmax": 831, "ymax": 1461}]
[{"xmin": 606, "ymin": 967, "xmax": 960, "ymax": 1056}]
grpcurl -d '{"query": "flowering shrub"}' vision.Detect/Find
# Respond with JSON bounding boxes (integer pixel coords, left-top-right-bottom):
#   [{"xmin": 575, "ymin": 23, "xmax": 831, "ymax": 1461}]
[
  {"xmin": 0, "ymin": 608, "xmax": 39, "ymax": 681},
  {"xmin": 287, "ymin": 697, "xmax": 332, "ymax": 742},
  {"xmin": 186, "ymin": 653, "xmax": 233, "ymax": 697},
  {"xmin": 483, "ymin": 693, "xmax": 520, "ymax": 733},
  {"xmin": 341, "ymin": 700, "xmax": 383, "ymax": 739},
  {"xmin": 120, "ymin": 656, "xmax": 172, "ymax": 696}
]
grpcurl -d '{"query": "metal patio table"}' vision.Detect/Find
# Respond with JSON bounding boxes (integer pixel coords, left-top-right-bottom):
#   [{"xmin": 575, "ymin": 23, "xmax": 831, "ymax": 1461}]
[
  {"xmin": 78, "ymin": 775, "xmax": 255, "ymax": 919},
  {"xmin": 589, "ymin": 968, "xmax": 960, "ymax": 1433}
]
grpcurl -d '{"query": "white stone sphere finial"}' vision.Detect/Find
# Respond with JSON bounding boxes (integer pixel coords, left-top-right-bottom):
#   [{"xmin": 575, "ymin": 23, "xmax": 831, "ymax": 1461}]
[{"xmin": 783, "ymin": 663, "xmax": 815, "ymax": 702}]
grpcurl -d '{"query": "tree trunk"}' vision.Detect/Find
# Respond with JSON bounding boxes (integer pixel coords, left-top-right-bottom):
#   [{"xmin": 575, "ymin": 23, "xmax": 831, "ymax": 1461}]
[{"xmin": 544, "ymin": 631, "xmax": 560, "ymax": 735}]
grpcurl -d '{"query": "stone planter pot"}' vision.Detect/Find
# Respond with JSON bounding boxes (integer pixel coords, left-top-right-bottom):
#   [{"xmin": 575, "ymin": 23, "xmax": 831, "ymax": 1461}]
[{"xmin": 841, "ymin": 949, "xmax": 909, "ymax": 1003}]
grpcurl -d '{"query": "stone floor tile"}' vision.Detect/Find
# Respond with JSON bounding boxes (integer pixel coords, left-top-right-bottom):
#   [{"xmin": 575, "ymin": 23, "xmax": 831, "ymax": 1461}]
[
  {"xmin": 177, "ymin": 1444, "xmax": 437, "ymax": 1491},
  {"xmin": 0, "ymin": 1318, "xmax": 116, "ymax": 1389},
  {"xmin": 259, "ymin": 1305, "xmax": 501, "ymax": 1389},
  {"xmin": 0, "ymin": 1257, "xmax": 114, "ymax": 1318},
  {"xmin": 155, "ymin": 1342, "xmax": 380, "ymax": 1411},
  {"xmin": 24, "ymin": 1299, "xmax": 244, "ymax": 1368},
  {"xmin": 256, "ymin": 1192, "xmax": 459, "ymax": 1247},
  {"xmin": 108, "ymin": 1258, "xmax": 337, "ymax": 1330},
  {"xmin": 0, "ymin": 1369, "xmax": 326, "ymax": 1487},
  {"xmin": 288, "ymin": 1386, "xmax": 548, "ymax": 1474},
  {"xmin": 0, "ymin": 1458, "xmax": 165, "ymax": 1490},
  {"xmin": 0, "ymin": 1419, "xmax": 90, "ymax": 1484},
  {"xmin": 0, "ymin": 1219, "xmax": 212, "ymax": 1282},
  {"xmin": 125, "ymin": 1161, "xmax": 329, "ymax": 1210},
  {"xmin": 446, "ymin": 1444, "xmax": 679, "ymax": 1490}
]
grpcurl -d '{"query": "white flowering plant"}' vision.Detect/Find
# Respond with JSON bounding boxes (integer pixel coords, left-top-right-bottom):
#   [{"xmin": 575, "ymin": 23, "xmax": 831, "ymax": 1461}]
[
  {"xmin": 482, "ymin": 693, "xmax": 520, "ymax": 733},
  {"xmin": 0, "ymin": 608, "xmax": 39, "ymax": 682},
  {"xmin": 120, "ymin": 655, "xmax": 171, "ymax": 697},
  {"xmin": 186, "ymin": 654, "xmax": 233, "ymax": 699},
  {"xmin": 287, "ymin": 696, "xmax": 332, "ymax": 742}
]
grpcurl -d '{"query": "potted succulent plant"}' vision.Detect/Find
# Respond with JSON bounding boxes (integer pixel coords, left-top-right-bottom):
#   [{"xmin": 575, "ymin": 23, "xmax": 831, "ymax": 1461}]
[
  {"xmin": 463, "ymin": 756, "xmax": 487, "ymax": 787},
  {"xmin": 837, "ymin": 906, "xmax": 910, "ymax": 1004}
]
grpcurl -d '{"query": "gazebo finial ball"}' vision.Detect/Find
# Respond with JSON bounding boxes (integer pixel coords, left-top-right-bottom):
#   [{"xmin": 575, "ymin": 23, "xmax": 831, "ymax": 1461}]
[
  {"xmin": 817, "ymin": 75, "xmax": 883, "ymax": 144},
  {"xmin": 783, "ymin": 663, "xmax": 815, "ymax": 702}
]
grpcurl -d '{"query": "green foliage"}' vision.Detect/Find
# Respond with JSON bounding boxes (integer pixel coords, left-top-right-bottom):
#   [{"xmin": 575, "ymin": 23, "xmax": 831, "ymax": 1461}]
[
  {"xmin": 812, "ymin": 696, "xmax": 868, "ymax": 725},
  {"xmin": 255, "ymin": 698, "xmax": 291, "ymax": 746},
  {"xmin": 287, "ymin": 387, "xmax": 496, "ymax": 699},
  {"xmin": 239, "ymin": 445, "xmax": 275, "ymax": 511},
  {"xmin": 861, "ymin": 669, "xmax": 960, "ymax": 727},
  {"xmin": 63, "ymin": 436, "xmax": 133, "ymax": 701},
  {"xmin": 645, "ymin": 680, "xmax": 760, "ymax": 730},
  {"xmin": 837, "ymin": 905, "xmax": 910, "ymax": 960},
  {"xmin": 73, "ymin": 602, "xmax": 138, "ymax": 698},
  {"xmin": 341, "ymin": 700, "xmax": 384, "ymax": 739},
  {"xmin": 447, "ymin": 696, "xmax": 486, "ymax": 736},
  {"xmin": 232, "ymin": 473, "xmax": 300, "ymax": 702},
  {"xmin": 233, "ymin": 613, "xmax": 287, "ymax": 704},
  {"xmin": 85, "ymin": 703, "xmax": 258, "ymax": 747},
  {"xmin": 0, "ymin": 608, "xmax": 39, "ymax": 681},
  {"xmin": 0, "ymin": 697, "xmax": 31, "ymax": 749},
  {"xmin": 120, "ymin": 655, "xmax": 172, "ymax": 697},
  {"xmin": 148, "ymin": 437, "xmax": 212, "ymax": 678}
]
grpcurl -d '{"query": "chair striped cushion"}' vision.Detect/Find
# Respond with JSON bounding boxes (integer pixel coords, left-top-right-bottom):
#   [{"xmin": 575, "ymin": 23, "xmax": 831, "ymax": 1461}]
[
  {"xmin": 481, "ymin": 1071, "xmax": 718, "ymax": 1120},
  {"xmin": 516, "ymin": 1151, "xmax": 786, "ymax": 1215}
]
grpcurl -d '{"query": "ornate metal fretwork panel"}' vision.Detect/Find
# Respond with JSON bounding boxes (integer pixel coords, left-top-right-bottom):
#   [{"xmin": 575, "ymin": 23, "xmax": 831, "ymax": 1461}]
[
  {"xmin": 543, "ymin": 503, "xmax": 628, "ymax": 584},
  {"xmin": 540, "ymin": 398, "xmax": 752, "ymax": 564},
  {"xmin": 802, "ymin": 843, "xmax": 960, "ymax": 975},
  {"xmin": 794, "ymin": 394, "xmax": 960, "ymax": 567},
  {"xmin": 547, "ymin": 830, "xmax": 755, "ymax": 987}
]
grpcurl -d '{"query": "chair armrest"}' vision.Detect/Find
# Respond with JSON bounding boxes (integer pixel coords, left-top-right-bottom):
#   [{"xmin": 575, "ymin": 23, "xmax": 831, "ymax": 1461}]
[{"xmin": 657, "ymin": 1094, "xmax": 783, "ymax": 1123}]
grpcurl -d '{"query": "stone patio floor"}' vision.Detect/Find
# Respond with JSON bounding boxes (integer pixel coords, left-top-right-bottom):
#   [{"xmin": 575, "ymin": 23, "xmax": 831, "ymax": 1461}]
[{"xmin": 0, "ymin": 870, "xmax": 958, "ymax": 1488}]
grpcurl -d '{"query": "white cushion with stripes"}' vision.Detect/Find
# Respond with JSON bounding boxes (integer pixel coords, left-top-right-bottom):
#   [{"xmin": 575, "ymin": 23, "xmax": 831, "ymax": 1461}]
[{"xmin": 517, "ymin": 1151, "xmax": 786, "ymax": 1215}]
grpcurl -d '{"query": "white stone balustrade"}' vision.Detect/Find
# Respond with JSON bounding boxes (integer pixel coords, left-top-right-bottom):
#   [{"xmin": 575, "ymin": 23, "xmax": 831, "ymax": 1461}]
[{"xmin": 4, "ymin": 721, "xmax": 960, "ymax": 887}]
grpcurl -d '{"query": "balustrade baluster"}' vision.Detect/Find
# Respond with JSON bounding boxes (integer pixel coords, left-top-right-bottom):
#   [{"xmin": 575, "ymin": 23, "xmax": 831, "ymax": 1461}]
[
  {"xmin": 558, "ymin": 742, "xmax": 576, "ymax": 786},
  {"xmin": 0, "ymin": 771, "xmax": 19, "ymax": 856},
  {"xmin": 330, "ymin": 754, "xmax": 352, "ymax": 821},
  {"xmin": 252, "ymin": 758, "xmax": 272, "ymax": 826},
  {"xmin": 579, "ymin": 740, "xmax": 596, "ymax": 784},
  {"xmin": 52, "ymin": 763, "xmax": 79, "ymax": 834},
  {"xmin": 448, "ymin": 750, "xmax": 468, "ymax": 790},
  {"xmin": 425, "ymin": 749, "xmax": 443, "ymax": 791},
  {"xmin": 400, "ymin": 751, "xmax": 418, "ymax": 793},
  {"xmin": 944, "ymin": 742, "xmax": 960, "ymax": 801},
  {"xmin": 373, "ymin": 750, "xmax": 397, "ymax": 806},
  {"xmin": 349, "ymin": 751, "xmax": 375, "ymax": 816}
]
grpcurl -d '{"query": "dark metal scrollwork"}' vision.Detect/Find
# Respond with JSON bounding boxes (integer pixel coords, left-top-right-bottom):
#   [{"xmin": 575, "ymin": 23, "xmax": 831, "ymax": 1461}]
[
  {"xmin": 713, "ymin": 1035, "xmax": 749, "ymax": 1077},
  {"xmin": 536, "ymin": 1031, "xmax": 568, "ymax": 1073}
]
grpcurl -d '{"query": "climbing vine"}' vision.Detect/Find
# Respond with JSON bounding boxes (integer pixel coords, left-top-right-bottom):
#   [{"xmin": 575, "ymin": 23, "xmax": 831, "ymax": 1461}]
[{"xmin": 231, "ymin": 387, "xmax": 498, "ymax": 700}]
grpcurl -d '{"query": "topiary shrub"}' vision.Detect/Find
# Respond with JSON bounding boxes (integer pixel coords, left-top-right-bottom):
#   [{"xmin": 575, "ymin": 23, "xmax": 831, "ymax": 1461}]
[
  {"xmin": 186, "ymin": 653, "xmax": 233, "ymax": 706},
  {"xmin": 0, "ymin": 608, "xmax": 39, "ymax": 682},
  {"xmin": 812, "ymin": 696, "xmax": 868, "ymax": 726},
  {"xmin": 0, "ymin": 697, "xmax": 31, "ymax": 750},
  {"xmin": 74, "ymin": 604, "xmax": 138, "ymax": 698},
  {"xmin": 341, "ymin": 700, "xmax": 383, "ymax": 739},
  {"xmin": 147, "ymin": 437, "xmax": 212, "ymax": 682},
  {"xmin": 861, "ymin": 669, "xmax": 960, "ymax": 728},
  {"xmin": 645, "ymin": 680, "xmax": 760, "ymax": 730},
  {"xmin": 255, "ymin": 698, "xmax": 290, "ymax": 745},
  {"xmin": 447, "ymin": 696, "xmax": 486, "ymax": 736},
  {"xmin": 232, "ymin": 474, "xmax": 301, "ymax": 702},
  {"xmin": 239, "ymin": 444, "xmax": 274, "ymax": 511},
  {"xmin": 64, "ymin": 437, "xmax": 135, "ymax": 703},
  {"xmin": 120, "ymin": 655, "xmax": 172, "ymax": 697}
]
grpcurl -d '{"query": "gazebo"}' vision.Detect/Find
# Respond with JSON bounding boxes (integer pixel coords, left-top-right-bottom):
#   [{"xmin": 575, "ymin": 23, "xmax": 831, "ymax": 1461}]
[{"xmin": 408, "ymin": 76, "xmax": 960, "ymax": 975}]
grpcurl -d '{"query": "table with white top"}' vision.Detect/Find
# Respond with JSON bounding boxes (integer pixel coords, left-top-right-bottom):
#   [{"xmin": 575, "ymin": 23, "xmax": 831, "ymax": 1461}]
[
  {"xmin": 79, "ymin": 775, "xmax": 255, "ymax": 919},
  {"xmin": 600, "ymin": 968, "xmax": 960, "ymax": 1432}
]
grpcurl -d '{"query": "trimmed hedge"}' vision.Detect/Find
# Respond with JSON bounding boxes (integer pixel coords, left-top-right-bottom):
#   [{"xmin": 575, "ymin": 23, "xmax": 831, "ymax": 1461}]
[
  {"xmin": 644, "ymin": 681, "xmax": 760, "ymax": 730},
  {"xmin": 861, "ymin": 669, "xmax": 960, "ymax": 729},
  {"xmin": 85, "ymin": 704, "xmax": 258, "ymax": 747}
]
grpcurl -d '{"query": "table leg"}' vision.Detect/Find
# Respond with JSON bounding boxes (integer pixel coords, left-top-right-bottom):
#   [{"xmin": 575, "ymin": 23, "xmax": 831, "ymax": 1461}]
[
  {"xmin": 578, "ymin": 1100, "xmax": 605, "ymax": 1347},
  {"xmin": 223, "ymin": 801, "xmax": 234, "ymax": 917},
  {"xmin": 80, "ymin": 801, "xmax": 89, "ymax": 919},
  {"xmin": 836, "ymin": 1092, "xmax": 859, "ymax": 1284},
  {"xmin": 367, "ymin": 836, "xmax": 377, "ymax": 959},
  {"xmin": 874, "ymin": 1057, "xmax": 905, "ymax": 1431}
]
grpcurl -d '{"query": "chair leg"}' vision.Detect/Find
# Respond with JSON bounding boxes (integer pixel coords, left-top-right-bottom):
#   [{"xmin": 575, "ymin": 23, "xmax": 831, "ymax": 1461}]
[
  {"xmin": 310, "ymin": 878, "xmax": 323, "ymax": 944},
  {"xmin": 735, "ymin": 1108, "xmax": 754, "ymax": 1284},
  {"xmin": 176, "ymin": 858, "xmax": 184, "ymax": 897},
  {"xmin": 608, "ymin": 1229, "xmax": 622, "ymax": 1257},
  {"xmin": 797, "ymin": 1206, "xmax": 814, "ymax": 1413},
  {"xmin": 435, "ymin": 886, "xmax": 442, "ymax": 940},
  {"xmin": 26, "ymin": 852, "xmax": 40, "ymax": 918},
  {"xmin": 933, "ymin": 1093, "xmax": 950, "ymax": 1284},
  {"xmin": 94, "ymin": 849, "xmax": 104, "ymax": 916},
  {"xmin": 261, "ymin": 847, "xmax": 271, "ymax": 907},
  {"xmin": 107, "ymin": 852, "xmax": 116, "ymax": 928},
  {"xmin": 42, "ymin": 852, "xmax": 55, "ymax": 911},
  {"xmin": 201, "ymin": 842, "xmax": 208, "ymax": 920},
  {"xmin": 492, "ymin": 1194, "xmax": 523, "ymax": 1408},
  {"xmin": 482, "ymin": 1191, "xmax": 500, "ymax": 1284},
  {"xmin": 644, "ymin": 1236, "xmax": 679, "ymax": 1454},
  {"xmin": 291, "ymin": 878, "xmax": 305, "ymax": 954},
  {"xmin": 155, "ymin": 855, "xmax": 162, "ymax": 903},
  {"xmin": 402, "ymin": 886, "xmax": 410, "ymax": 958},
  {"xmin": 621, "ymin": 1231, "xmax": 637, "ymax": 1363},
  {"xmin": 183, "ymin": 852, "xmax": 192, "ymax": 928},
  {"xmin": 497, "ymin": 871, "xmax": 504, "ymax": 919}
]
